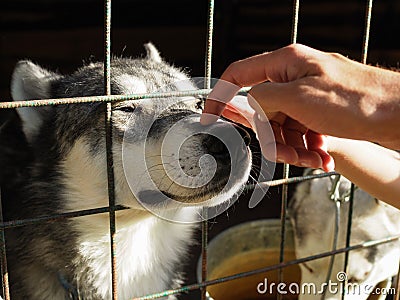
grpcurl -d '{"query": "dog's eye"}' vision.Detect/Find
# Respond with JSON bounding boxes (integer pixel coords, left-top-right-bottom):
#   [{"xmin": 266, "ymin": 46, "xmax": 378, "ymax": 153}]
[
  {"xmin": 116, "ymin": 105, "xmax": 136, "ymax": 113},
  {"xmin": 196, "ymin": 96, "xmax": 205, "ymax": 110}
]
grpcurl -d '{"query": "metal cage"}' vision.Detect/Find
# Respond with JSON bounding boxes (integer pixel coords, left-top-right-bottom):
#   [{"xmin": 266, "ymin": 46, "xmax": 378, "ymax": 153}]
[{"xmin": 1, "ymin": 0, "xmax": 400, "ymax": 300}]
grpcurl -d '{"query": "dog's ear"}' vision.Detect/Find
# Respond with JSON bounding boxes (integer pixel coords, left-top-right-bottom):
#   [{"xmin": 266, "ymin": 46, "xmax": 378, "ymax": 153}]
[
  {"xmin": 11, "ymin": 60, "xmax": 60, "ymax": 142},
  {"xmin": 144, "ymin": 43, "xmax": 162, "ymax": 63}
]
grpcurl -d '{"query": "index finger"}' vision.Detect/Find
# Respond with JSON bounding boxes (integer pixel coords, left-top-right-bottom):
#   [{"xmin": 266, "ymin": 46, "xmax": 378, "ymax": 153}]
[
  {"xmin": 200, "ymin": 51, "xmax": 279, "ymax": 125},
  {"xmin": 200, "ymin": 44, "xmax": 316, "ymax": 124},
  {"xmin": 200, "ymin": 79, "xmax": 241, "ymax": 124}
]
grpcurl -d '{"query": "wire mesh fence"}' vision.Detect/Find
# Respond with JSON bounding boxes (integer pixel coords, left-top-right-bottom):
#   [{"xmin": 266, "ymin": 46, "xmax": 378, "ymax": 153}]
[{"xmin": 1, "ymin": 0, "xmax": 400, "ymax": 300}]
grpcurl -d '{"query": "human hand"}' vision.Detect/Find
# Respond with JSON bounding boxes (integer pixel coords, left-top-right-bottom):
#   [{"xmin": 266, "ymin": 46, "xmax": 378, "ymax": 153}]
[
  {"xmin": 222, "ymin": 95, "xmax": 334, "ymax": 171},
  {"xmin": 201, "ymin": 44, "xmax": 400, "ymax": 170}
]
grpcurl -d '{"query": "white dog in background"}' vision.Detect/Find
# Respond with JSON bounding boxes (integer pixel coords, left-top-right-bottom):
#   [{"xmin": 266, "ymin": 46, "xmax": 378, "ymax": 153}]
[{"xmin": 289, "ymin": 169, "xmax": 400, "ymax": 300}]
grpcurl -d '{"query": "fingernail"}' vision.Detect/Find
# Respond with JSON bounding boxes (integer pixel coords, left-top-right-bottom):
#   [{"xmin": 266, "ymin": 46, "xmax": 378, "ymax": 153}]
[
  {"xmin": 299, "ymin": 162, "xmax": 312, "ymax": 168},
  {"xmin": 200, "ymin": 114, "xmax": 219, "ymax": 125},
  {"xmin": 276, "ymin": 155, "xmax": 286, "ymax": 164}
]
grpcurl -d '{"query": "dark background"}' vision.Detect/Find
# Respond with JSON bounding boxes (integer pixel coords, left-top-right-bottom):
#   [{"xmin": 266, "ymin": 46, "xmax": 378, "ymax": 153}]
[
  {"xmin": 2, "ymin": 0, "xmax": 400, "ymax": 100},
  {"xmin": 1, "ymin": 0, "xmax": 400, "ymax": 299}
]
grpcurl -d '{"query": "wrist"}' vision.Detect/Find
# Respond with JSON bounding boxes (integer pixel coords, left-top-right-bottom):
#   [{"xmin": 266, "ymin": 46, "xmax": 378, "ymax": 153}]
[
  {"xmin": 325, "ymin": 136, "xmax": 345, "ymax": 156},
  {"xmin": 324, "ymin": 136, "xmax": 355, "ymax": 169}
]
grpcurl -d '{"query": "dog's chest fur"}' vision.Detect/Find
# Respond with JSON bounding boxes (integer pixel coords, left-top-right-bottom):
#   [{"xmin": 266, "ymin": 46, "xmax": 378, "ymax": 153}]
[
  {"xmin": 72, "ymin": 213, "xmax": 195, "ymax": 299},
  {"xmin": 8, "ymin": 210, "xmax": 195, "ymax": 299},
  {"xmin": 7, "ymin": 135, "xmax": 198, "ymax": 299}
]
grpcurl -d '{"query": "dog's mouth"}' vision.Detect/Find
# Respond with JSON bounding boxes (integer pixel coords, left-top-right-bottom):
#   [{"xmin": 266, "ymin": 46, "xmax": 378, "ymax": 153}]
[
  {"xmin": 138, "ymin": 170, "xmax": 244, "ymax": 207},
  {"xmin": 140, "ymin": 145, "xmax": 251, "ymax": 207},
  {"xmin": 148, "ymin": 137, "xmax": 250, "ymax": 204},
  {"xmin": 160, "ymin": 181, "xmax": 226, "ymax": 202},
  {"xmin": 122, "ymin": 110, "xmax": 252, "ymax": 210}
]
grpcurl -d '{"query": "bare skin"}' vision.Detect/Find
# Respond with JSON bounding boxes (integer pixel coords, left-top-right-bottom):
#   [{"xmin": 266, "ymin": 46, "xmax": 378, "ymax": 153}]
[
  {"xmin": 201, "ymin": 44, "xmax": 400, "ymax": 208},
  {"xmin": 213, "ymin": 96, "xmax": 400, "ymax": 208},
  {"xmin": 327, "ymin": 137, "xmax": 400, "ymax": 209},
  {"xmin": 201, "ymin": 44, "xmax": 400, "ymax": 169}
]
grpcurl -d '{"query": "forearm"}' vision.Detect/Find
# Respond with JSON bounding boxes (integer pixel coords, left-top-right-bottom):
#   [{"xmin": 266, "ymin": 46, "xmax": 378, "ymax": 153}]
[
  {"xmin": 327, "ymin": 136, "xmax": 400, "ymax": 209},
  {"xmin": 362, "ymin": 65, "xmax": 400, "ymax": 148}
]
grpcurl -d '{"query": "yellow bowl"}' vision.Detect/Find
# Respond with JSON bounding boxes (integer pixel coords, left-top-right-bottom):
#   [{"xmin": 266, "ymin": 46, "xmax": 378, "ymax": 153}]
[{"xmin": 197, "ymin": 219, "xmax": 300, "ymax": 300}]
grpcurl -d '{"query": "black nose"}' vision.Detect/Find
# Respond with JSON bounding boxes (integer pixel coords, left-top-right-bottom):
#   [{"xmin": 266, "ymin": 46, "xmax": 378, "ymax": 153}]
[
  {"xmin": 202, "ymin": 135, "xmax": 226, "ymax": 156},
  {"xmin": 202, "ymin": 123, "xmax": 251, "ymax": 157}
]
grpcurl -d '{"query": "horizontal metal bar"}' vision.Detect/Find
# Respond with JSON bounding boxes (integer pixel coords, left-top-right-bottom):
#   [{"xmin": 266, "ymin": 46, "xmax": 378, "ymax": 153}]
[
  {"xmin": 0, "ymin": 205, "xmax": 128, "ymax": 229},
  {"xmin": 245, "ymin": 171, "xmax": 338, "ymax": 190},
  {"xmin": 0, "ymin": 90, "xmax": 211, "ymax": 109},
  {"xmin": 0, "ymin": 87, "xmax": 252, "ymax": 109},
  {"xmin": 133, "ymin": 234, "xmax": 400, "ymax": 300},
  {"xmin": 0, "ymin": 173, "xmax": 337, "ymax": 229}
]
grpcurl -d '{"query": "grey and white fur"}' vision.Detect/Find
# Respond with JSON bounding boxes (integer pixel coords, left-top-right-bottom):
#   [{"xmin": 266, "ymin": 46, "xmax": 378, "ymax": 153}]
[
  {"xmin": 3, "ymin": 43, "xmax": 252, "ymax": 299},
  {"xmin": 289, "ymin": 169, "xmax": 400, "ymax": 300}
]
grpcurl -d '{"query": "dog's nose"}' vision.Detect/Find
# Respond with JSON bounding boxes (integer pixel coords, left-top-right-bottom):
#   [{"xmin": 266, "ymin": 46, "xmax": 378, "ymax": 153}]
[
  {"xmin": 202, "ymin": 123, "xmax": 251, "ymax": 158},
  {"xmin": 202, "ymin": 135, "xmax": 226, "ymax": 156}
]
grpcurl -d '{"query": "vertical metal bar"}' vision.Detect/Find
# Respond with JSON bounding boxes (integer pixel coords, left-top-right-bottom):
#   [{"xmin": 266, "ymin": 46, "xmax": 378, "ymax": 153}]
[
  {"xmin": 361, "ymin": 0, "xmax": 373, "ymax": 64},
  {"xmin": 291, "ymin": 0, "xmax": 300, "ymax": 44},
  {"xmin": 341, "ymin": 185, "xmax": 355, "ymax": 300},
  {"xmin": 342, "ymin": 2, "xmax": 373, "ymax": 298},
  {"xmin": 395, "ymin": 260, "xmax": 400, "ymax": 300},
  {"xmin": 106, "ymin": 103, "xmax": 118, "ymax": 300},
  {"xmin": 278, "ymin": 2, "xmax": 300, "ymax": 299},
  {"xmin": 104, "ymin": 0, "xmax": 112, "ymax": 97},
  {"xmin": 104, "ymin": 0, "xmax": 118, "ymax": 299},
  {"xmin": 277, "ymin": 163, "xmax": 289, "ymax": 300},
  {"xmin": 200, "ymin": 218, "xmax": 208, "ymax": 300},
  {"xmin": 322, "ymin": 199, "xmax": 341, "ymax": 300},
  {"xmin": 201, "ymin": 1, "xmax": 215, "ymax": 299},
  {"xmin": 204, "ymin": 0, "xmax": 214, "ymax": 89},
  {"xmin": 0, "ymin": 189, "xmax": 10, "ymax": 300}
]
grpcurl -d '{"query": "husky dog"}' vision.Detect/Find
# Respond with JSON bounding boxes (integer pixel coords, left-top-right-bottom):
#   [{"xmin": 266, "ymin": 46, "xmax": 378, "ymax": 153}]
[
  {"xmin": 289, "ymin": 169, "xmax": 400, "ymax": 300},
  {"xmin": 4, "ymin": 44, "xmax": 252, "ymax": 299}
]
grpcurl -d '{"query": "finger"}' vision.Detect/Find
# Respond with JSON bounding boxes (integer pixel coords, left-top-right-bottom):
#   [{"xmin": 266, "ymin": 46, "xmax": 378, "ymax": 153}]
[
  {"xmin": 305, "ymin": 131, "xmax": 335, "ymax": 171},
  {"xmin": 283, "ymin": 117, "xmax": 308, "ymax": 134},
  {"xmin": 222, "ymin": 109, "xmax": 253, "ymax": 129},
  {"xmin": 219, "ymin": 44, "xmax": 319, "ymax": 85},
  {"xmin": 257, "ymin": 134, "xmax": 299, "ymax": 164},
  {"xmin": 202, "ymin": 44, "xmax": 320, "ymax": 123},
  {"xmin": 279, "ymin": 119, "xmax": 324, "ymax": 168},
  {"xmin": 253, "ymin": 114, "xmax": 298, "ymax": 164},
  {"xmin": 268, "ymin": 118, "xmax": 293, "ymax": 161},
  {"xmin": 201, "ymin": 100, "xmax": 224, "ymax": 124},
  {"xmin": 282, "ymin": 129, "xmax": 323, "ymax": 168},
  {"xmin": 275, "ymin": 144, "xmax": 299, "ymax": 164},
  {"xmin": 201, "ymin": 80, "xmax": 241, "ymax": 125},
  {"xmin": 222, "ymin": 96, "xmax": 257, "ymax": 129},
  {"xmin": 280, "ymin": 124, "xmax": 323, "ymax": 168},
  {"xmin": 305, "ymin": 130, "xmax": 327, "ymax": 153},
  {"xmin": 281, "ymin": 119, "xmax": 307, "ymax": 150},
  {"xmin": 229, "ymin": 95, "xmax": 255, "ymax": 118},
  {"xmin": 293, "ymin": 148, "xmax": 323, "ymax": 169},
  {"xmin": 271, "ymin": 121, "xmax": 285, "ymax": 145}
]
